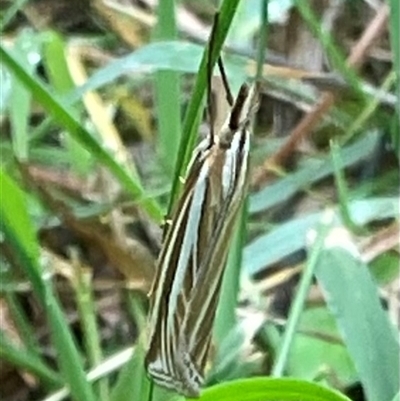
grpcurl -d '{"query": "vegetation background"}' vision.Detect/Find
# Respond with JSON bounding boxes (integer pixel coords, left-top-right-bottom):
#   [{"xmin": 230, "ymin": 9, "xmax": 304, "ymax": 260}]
[{"xmin": 0, "ymin": 0, "xmax": 399, "ymax": 400}]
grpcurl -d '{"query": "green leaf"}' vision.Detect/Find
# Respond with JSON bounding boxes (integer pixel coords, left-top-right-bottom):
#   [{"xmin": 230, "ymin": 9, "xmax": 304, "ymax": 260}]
[
  {"xmin": 191, "ymin": 377, "xmax": 351, "ymax": 401},
  {"xmin": 391, "ymin": 392, "xmax": 400, "ymax": 401},
  {"xmin": 369, "ymin": 252, "xmax": 400, "ymax": 285},
  {"xmin": 4, "ymin": 291, "xmax": 44, "ymax": 364},
  {"xmin": 315, "ymin": 238, "xmax": 400, "ymax": 401}
]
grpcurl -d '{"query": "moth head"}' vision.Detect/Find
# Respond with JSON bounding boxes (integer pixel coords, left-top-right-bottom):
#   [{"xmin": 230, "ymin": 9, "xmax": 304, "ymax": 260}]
[{"xmin": 218, "ymin": 83, "xmax": 258, "ymax": 148}]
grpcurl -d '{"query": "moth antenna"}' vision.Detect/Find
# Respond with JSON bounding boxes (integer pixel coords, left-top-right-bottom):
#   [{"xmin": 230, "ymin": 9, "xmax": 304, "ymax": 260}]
[{"xmin": 217, "ymin": 57, "xmax": 234, "ymax": 107}]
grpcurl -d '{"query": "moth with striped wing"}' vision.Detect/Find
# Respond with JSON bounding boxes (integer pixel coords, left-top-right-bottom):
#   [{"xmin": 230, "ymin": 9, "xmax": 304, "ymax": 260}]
[{"xmin": 145, "ymin": 22, "xmax": 259, "ymax": 397}]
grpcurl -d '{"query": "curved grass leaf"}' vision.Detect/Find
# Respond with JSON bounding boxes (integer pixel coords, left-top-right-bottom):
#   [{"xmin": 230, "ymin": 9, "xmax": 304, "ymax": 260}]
[
  {"xmin": 69, "ymin": 41, "xmax": 246, "ymax": 104},
  {"xmin": 71, "ymin": 41, "xmax": 205, "ymax": 102}
]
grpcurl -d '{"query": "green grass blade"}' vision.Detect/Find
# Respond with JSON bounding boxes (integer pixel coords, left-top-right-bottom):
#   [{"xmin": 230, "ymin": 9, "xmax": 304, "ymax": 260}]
[
  {"xmin": 42, "ymin": 30, "xmax": 92, "ymax": 175},
  {"xmin": 294, "ymin": 0, "xmax": 365, "ymax": 100},
  {"xmin": 0, "ymin": 169, "xmax": 96, "ymax": 401},
  {"xmin": 153, "ymin": 0, "xmax": 181, "ymax": 175},
  {"xmin": 4, "ymin": 291, "xmax": 43, "ymax": 359},
  {"xmin": 0, "ymin": 44, "xmax": 162, "ymax": 221},
  {"xmin": 70, "ymin": 41, "xmax": 204, "ymax": 100},
  {"xmin": 0, "ymin": 170, "xmax": 42, "ymax": 291},
  {"xmin": 315, "ymin": 234, "xmax": 400, "ymax": 401},
  {"xmin": 71, "ymin": 259, "xmax": 109, "ymax": 401},
  {"xmin": 41, "ymin": 32, "xmax": 74, "ymax": 94},
  {"xmin": 330, "ymin": 140, "xmax": 365, "ymax": 234},
  {"xmin": 8, "ymin": 30, "xmax": 40, "ymax": 160},
  {"xmin": 168, "ymin": 0, "xmax": 244, "ymax": 208},
  {"xmin": 0, "ymin": 0, "xmax": 28, "ymax": 31},
  {"xmin": 0, "ymin": 331, "xmax": 62, "ymax": 388},
  {"xmin": 271, "ymin": 215, "xmax": 331, "ymax": 377},
  {"xmin": 341, "ymin": 71, "xmax": 396, "ymax": 144},
  {"xmin": 42, "ymin": 348, "xmax": 134, "ymax": 401},
  {"xmin": 389, "ymin": 0, "xmax": 400, "ymax": 154}
]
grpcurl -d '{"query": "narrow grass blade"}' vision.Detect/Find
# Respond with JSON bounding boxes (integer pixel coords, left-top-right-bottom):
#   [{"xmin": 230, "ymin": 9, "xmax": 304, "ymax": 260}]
[
  {"xmin": 153, "ymin": 0, "xmax": 181, "ymax": 175},
  {"xmin": 4, "ymin": 291, "xmax": 43, "ymax": 359},
  {"xmin": 0, "ymin": 169, "xmax": 96, "ymax": 401},
  {"xmin": 271, "ymin": 214, "xmax": 332, "ymax": 377},
  {"xmin": 0, "ymin": 331, "xmax": 62, "ymax": 388},
  {"xmin": 169, "ymin": 0, "xmax": 244, "ymax": 207},
  {"xmin": 71, "ymin": 257, "xmax": 109, "ymax": 400},
  {"xmin": 330, "ymin": 140, "xmax": 365, "ymax": 234},
  {"xmin": 294, "ymin": 0, "xmax": 365, "ymax": 100},
  {"xmin": 389, "ymin": 0, "xmax": 400, "ymax": 154},
  {"xmin": 0, "ymin": 45, "xmax": 162, "ymax": 221},
  {"xmin": 0, "ymin": 0, "xmax": 28, "ymax": 30},
  {"xmin": 42, "ymin": 31, "xmax": 92, "ymax": 175},
  {"xmin": 8, "ymin": 30, "xmax": 39, "ymax": 160}
]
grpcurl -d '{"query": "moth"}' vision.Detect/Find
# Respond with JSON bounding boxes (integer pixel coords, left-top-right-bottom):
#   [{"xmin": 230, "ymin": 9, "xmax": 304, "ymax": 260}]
[{"xmin": 145, "ymin": 32, "xmax": 258, "ymax": 397}]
